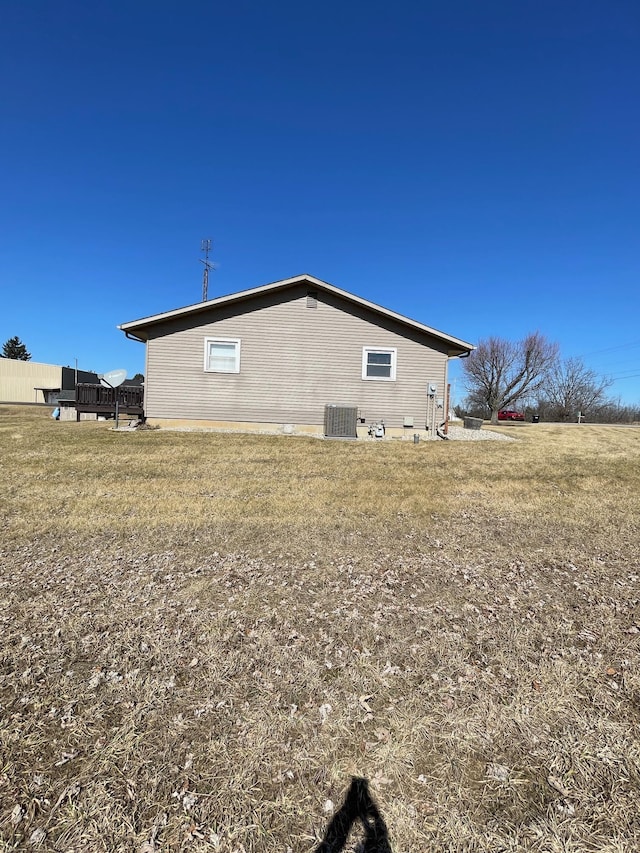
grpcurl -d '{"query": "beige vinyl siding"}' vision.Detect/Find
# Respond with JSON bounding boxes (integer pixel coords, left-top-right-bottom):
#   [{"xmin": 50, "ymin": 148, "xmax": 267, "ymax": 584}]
[
  {"xmin": 145, "ymin": 284, "xmax": 450, "ymax": 428},
  {"xmin": 0, "ymin": 360, "xmax": 61, "ymax": 403}
]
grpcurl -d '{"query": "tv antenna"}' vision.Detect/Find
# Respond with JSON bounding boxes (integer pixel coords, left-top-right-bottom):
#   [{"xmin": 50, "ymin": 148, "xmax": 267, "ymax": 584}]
[{"xmin": 199, "ymin": 239, "xmax": 216, "ymax": 301}]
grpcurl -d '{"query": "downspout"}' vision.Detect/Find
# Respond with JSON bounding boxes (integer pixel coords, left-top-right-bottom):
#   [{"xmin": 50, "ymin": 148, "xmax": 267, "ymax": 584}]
[
  {"xmin": 121, "ymin": 330, "xmax": 147, "ymax": 420},
  {"xmin": 442, "ymin": 349, "xmax": 472, "ymax": 436}
]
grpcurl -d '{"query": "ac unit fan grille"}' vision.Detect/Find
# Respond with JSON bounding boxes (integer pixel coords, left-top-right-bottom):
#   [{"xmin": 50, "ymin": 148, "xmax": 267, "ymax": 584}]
[{"xmin": 324, "ymin": 405, "xmax": 358, "ymax": 438}]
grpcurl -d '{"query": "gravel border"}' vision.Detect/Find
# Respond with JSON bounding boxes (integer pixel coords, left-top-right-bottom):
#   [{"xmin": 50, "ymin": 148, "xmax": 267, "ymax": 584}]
[
  {"xmin": 445, "ymin": 425, "xmax": 517, "ymax": 441},
  {"xmin": 116, "ymin": 423, "xmax": 517, "ymax": 441}
]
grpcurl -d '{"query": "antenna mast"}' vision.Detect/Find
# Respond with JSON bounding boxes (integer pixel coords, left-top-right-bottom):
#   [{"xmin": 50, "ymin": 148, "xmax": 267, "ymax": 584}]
[{"xmin": 200, "ymin": 239, "xmax": 214, "ymax": 301}]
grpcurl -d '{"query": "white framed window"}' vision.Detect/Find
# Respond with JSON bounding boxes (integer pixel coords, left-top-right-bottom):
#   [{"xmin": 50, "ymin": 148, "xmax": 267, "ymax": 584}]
[
  {"xmin": 204, "ymin": 337, "xmax": 241, "ymax": 373},
  {"xmin": 362, "ymin": 346, "xmax": 397, "ymax": 381}
]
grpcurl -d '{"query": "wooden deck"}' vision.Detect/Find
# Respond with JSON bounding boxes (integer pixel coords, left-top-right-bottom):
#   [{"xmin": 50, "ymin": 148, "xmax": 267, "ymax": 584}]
[{"xmin": 75, "ymin": 383, "xmax": 144, "ymax": 418}]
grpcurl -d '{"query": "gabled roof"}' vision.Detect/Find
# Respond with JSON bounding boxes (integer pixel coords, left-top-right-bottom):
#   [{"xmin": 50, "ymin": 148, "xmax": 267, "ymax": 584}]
[{"xmin": 119, "ymin": 274, "xmax": 474, "ymax": 357}]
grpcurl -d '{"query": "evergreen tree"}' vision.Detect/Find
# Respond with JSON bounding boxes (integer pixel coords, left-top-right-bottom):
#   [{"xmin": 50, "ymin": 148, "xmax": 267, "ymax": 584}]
[{"xmin": 1, "ymin": 337, "xmax": 32, "ymax": 361}]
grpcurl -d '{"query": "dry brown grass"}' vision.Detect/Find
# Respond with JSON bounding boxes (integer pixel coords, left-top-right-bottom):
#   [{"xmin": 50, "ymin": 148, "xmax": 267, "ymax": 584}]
[{"xmin": 1, "ymin": 406, "xmax": 639, "ymax": 852}]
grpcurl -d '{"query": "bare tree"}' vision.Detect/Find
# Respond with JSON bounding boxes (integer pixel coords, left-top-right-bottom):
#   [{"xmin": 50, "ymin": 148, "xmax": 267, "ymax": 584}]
[
  {"xmin": 537, "ymin": 357, "xmax": 612, "ymax": 421},
  {"xmin": 462, "ymin": 332, "xmax": 559, "ymax": 424},
  {"xmin": 595, "ymin": 398, "xmax": 640, "ymax": 424}
]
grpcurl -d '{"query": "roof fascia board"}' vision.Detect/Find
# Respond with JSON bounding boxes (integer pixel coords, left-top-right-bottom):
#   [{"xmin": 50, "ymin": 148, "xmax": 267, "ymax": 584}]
[
  {"xmin": 118, "ymin": 275, "xmax": 319, "ymax": 332},
  {"xmin": 118, "ymin": 274, "xmax": 474, "ymax": 353}
]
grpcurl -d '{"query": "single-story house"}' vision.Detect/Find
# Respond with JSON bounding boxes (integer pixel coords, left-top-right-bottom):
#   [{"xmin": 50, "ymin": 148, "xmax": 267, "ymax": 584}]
[{"xmin": 118, "ymin": 274, "xmax": 474, "ymax": 438}]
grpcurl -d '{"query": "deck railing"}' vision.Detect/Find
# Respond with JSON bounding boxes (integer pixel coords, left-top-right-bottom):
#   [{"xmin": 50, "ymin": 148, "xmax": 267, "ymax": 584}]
[{"xmin": 75, "ymin": 383, "xmax": 144, "ymax": 416}]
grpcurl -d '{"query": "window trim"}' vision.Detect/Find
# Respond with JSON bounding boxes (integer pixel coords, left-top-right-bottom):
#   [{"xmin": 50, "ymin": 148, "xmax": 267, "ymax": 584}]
[
  {"xmin": 204, "ymin": 337, "xmax": 241, "ymax": 374},
  {"xmin": 362, "ymin": 346, "xmax": 397, "ymax": 381}
]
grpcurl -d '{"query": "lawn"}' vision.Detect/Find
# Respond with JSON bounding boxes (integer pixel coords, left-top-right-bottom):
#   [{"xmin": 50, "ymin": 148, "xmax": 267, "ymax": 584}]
[{"xmin": 1, "ymin": 406, "xmax": 639, "ymax": 852}]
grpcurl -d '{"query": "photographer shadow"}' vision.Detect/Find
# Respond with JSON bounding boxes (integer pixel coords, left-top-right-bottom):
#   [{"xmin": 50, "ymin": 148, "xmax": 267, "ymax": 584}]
[{"xmin": 315, "ymin": 777, "xmax": 392, "ymax": 853}]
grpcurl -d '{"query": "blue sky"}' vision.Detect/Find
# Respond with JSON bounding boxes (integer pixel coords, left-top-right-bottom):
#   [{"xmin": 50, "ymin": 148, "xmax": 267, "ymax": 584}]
[{"xmin": 2, "ymin": 1, "xmax": 639, "ymax": 403}]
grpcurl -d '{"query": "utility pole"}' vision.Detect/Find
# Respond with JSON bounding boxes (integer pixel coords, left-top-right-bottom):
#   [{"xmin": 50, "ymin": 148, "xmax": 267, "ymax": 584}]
[{"xmin": 200, "ymin": 239, "xmax": 215, "ymax": 301}]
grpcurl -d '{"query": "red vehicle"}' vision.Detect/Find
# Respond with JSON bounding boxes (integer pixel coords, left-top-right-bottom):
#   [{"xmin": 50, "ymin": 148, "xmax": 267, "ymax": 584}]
[{"xmin": 498, "ymin": 409, "xmax": 525, "ymax": 421}]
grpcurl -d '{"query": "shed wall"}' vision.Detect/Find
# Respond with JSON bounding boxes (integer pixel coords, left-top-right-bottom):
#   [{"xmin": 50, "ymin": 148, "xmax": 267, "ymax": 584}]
[{"xmin": 0, "ymin": 360, "xmax": 62, "ymax": 403}]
